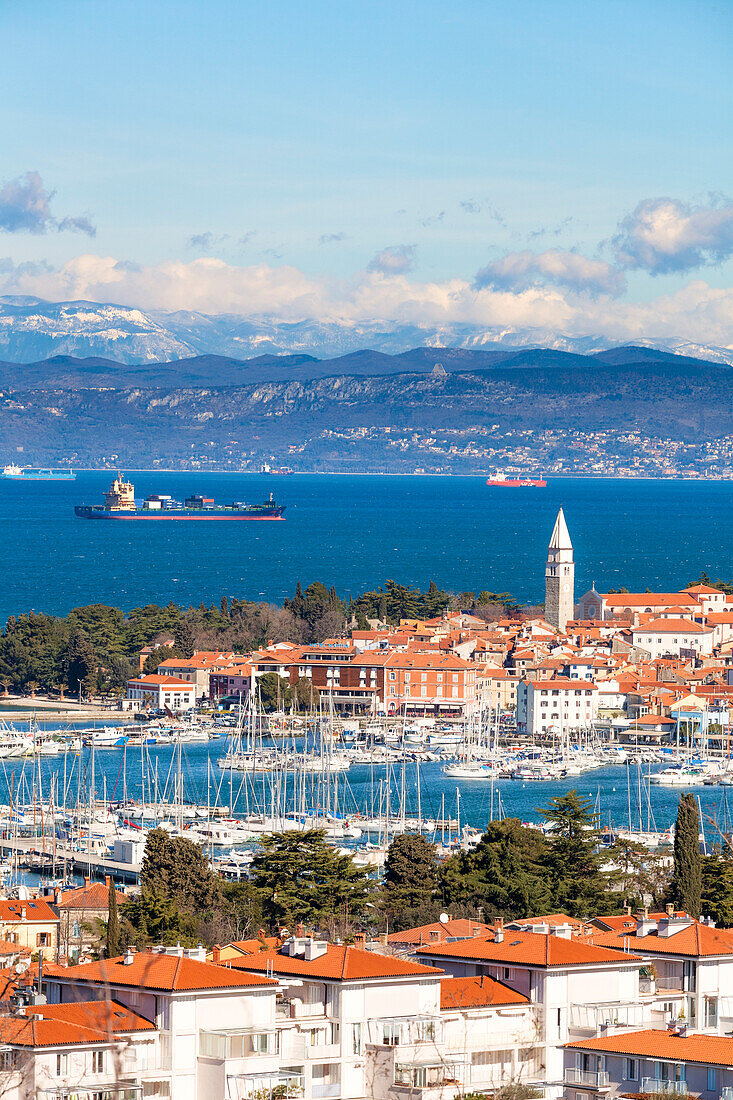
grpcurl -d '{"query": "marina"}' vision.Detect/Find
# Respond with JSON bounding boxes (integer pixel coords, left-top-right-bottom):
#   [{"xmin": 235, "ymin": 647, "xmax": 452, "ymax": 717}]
[{"xmin": 0, "ymin": 708, "xmax": 732, "ymax": 889}]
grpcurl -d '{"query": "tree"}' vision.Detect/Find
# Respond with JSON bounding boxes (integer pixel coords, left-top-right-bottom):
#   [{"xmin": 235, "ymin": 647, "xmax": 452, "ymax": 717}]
[
  {"xmin": 174, "ymin": 618, "xmax": 196, "ymax": 658},
  {"xmin": 251, "ymin": 830, "xmax": 371, "ymax": 932},
  {"xmin": 119, "ymin": 891, "xmax": 199, "ymax": 947},
  {"xmin": 607, "ymin": 838, "xmax": 670, "ymax": 909},
  {"xmin": 293, "ymin": 676, "xmax": 318, "ymax": 711},
  {"xmin": 106, "ymin": 880, "xmax": 121, "ymax": 958},
  {"xmin": 670, "ymin": 794, "xmax": 702, "ymax": 917},
  {"xmin": 541, "ymin": 791, "xmax": 614, "ymax": 918},
  {"xmin": 440, "ymin": 818, "xmax": 552, "ymax": 920},
  {"xmin": 141, "ymin": 828, "xmax": 223, "ymax": 914},
  {"xmin": 701, "ymin": 854, "xmax": 733, "ymax": 926},
  {"xmin": 381, "ymin": 833, "xmax": 439, "ymax": 928},
  {"xmin": 258, "ymin": 673, "xmax": 292, "ymax": 712},
  {"xmin": 143, "ymin": 644, "xmax": 182, "ymax": 674},
  {"xmin": 63, "ymin": 628, "xmax": 97, "ymax": 696}
]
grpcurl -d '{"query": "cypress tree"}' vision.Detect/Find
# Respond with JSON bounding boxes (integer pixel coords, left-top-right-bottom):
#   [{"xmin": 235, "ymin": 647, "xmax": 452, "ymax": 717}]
[
  {"xmin": 671, "ymin": 793, "xmax": 702, "ymax": 917},
  {"xmin": 106, "ymin": 879, "xmax": 121, "ymax": 958}
]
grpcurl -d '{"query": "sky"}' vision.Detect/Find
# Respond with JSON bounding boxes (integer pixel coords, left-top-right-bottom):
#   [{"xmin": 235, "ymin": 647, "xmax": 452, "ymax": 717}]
[{"xmin": 1, "ymin": 0, "xmax": 732, "ymax": 347}]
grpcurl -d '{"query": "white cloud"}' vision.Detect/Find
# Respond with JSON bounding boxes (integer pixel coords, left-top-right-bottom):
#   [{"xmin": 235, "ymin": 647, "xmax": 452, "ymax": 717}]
[
  {"xmin": 1, "ymin": 252, "xmax": 731, "ymax": 349},
  {"xmin": 475, "ymin": 249, "xmax": 626, "ymax": 297},
  {"xmin": 0, "ymin": 171, "xmax": 95, "ymax": 236},
  {"xmin": 366, "ymin": 244, "xmax": 417, "ymax": 275},
  {"xmin": 614, "ymin": 196, "xmax": 733, "ymax": 274}
]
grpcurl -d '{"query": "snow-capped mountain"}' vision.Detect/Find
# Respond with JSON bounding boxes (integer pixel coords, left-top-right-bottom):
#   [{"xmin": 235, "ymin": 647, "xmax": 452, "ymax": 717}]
[
  {"xmin": 0, "ymin": 295, "xmax": 730, "ymax": 365},
  {"xmin": 0, "ymin": 298, "xmax": 197, "ymax": 363}
]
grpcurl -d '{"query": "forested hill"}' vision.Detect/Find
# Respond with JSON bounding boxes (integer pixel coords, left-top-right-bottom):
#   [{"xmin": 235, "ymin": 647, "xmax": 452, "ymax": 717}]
[{"xmin": 1, "ymin": 345, "xmax": 731, "ymax": 467}]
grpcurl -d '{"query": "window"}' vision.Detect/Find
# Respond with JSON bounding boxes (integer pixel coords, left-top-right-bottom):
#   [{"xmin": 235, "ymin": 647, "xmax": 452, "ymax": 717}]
[
  {"xmin": 706, "ymin": 996, "xmax": 718, "ymax": 1028},
  {"xmin": 389, "ymin": 671, "xmax": 396, "ymax": 680},
  {"xmin": 350, "ymin": 1022, "xmax": 363, "ymax": 1055},
  {"xmin": 92, "ymin": 1050, "xmax": 104, "ymax": 1073},
  {"xmin": 382, "ymin": 1021, "xmax": 401, "ymax": 1045},
  {"xmin": 626, "ymin": 1058, "xmax": 639, "ymax": 1081},
  {"xmin": 0, "ymin": 1052, "xmax": 15, "ymax": 1071},
  {"xmin": 36, "ymin": 932, "xmax": 50, "ymax": 946},
  {"xmin": 707, "ymin": 1068, "xmax": 717, "ymax": 1091},
  {"xmin": 56, "ymin": 1052, "xmax": 69, "ymax": 1076},
  {"xmin": 72, "ymin": 921, "xmax": 81, "ymax": 937}
]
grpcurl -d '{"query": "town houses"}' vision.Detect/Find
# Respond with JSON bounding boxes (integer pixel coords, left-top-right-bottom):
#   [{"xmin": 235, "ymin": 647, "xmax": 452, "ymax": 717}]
[
  {"xmin": 120, "ymin": 512, "xmax": 733, "ymax": 743},
  {"xmin": 4, "ymin": 910, "xmax": 733, "ymax": 1099}
]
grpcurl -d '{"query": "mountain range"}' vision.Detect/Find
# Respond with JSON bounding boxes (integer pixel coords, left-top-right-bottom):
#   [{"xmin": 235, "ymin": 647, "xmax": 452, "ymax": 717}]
[
  {"xmin": 1, "ymin": 340, "xmax": 732, "ymax": 472},
  {"xmin": 1, "ymin": 295, "xmax": 731, "ymax": 366}
]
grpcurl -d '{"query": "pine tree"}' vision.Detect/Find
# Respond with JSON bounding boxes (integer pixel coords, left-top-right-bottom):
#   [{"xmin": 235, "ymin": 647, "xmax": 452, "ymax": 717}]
[
  {"xmin": 671, "ymin": 794, "xmax": 702, "ymax": 917},
  {"xmin": 541, "ymin": 791, "xmax": 614, "ymax": 918},
  {"xmin": 106, "ymin": 879, "xmax": 121, "ymax": 958},
  {"xmin": 381, "ymin": 833, "xmax": 439, "ymax": 927}
]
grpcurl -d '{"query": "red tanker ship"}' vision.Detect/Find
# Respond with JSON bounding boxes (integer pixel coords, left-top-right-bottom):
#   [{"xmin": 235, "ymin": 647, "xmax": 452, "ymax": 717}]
[{"xmin": 486, "ymin": 472, "xmax": 547, "ymax": 487}]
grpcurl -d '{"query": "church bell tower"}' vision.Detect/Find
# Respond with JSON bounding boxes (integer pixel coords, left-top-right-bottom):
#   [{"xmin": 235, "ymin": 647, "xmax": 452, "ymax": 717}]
[{"xmin": 545, "ymin": 507, "xmax": 574, "ymax": 632}]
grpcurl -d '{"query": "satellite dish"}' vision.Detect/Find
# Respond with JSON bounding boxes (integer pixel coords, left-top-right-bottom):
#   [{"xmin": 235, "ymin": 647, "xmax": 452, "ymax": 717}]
[
  {"xmin": 14, "ymin": 963, "xmax": 25, "ymax": 974},
  {"xmin": 439, "ymin": 912, "xmax": 450, "ymax": 924}
]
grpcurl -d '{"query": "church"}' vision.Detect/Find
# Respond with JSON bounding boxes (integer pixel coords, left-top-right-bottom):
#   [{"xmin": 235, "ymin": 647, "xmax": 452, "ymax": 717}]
[{"xmin": 544, "ymin": 507, "xmax": 574, "ymax": 632}]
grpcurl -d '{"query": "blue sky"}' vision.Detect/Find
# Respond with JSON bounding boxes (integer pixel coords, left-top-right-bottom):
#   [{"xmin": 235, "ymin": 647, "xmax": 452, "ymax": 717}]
[{"xmin": 1, "ymin": 0, "xmax": 732, "ymax": 345}]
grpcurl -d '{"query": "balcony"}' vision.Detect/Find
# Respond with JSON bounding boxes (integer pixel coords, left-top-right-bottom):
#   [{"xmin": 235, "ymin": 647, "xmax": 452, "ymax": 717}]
[
  {"xmin": 200, "ymin": 1028, "xmax": 278, "ymax": 1061},
  {"xmin": 641, "ymin": 1079, "xmax": 688, "ymax": 1095},
  {"xmin": 565, "ymin": 1068, "xmax": 611, "ymax": 1089},
  {"xmin": 311, "ymin": 1086, "xmax": 340, "ymax": 1098},
  {"xmin": 719, "ymin": 1089, "xmax": 733, "ymax": 1100}
]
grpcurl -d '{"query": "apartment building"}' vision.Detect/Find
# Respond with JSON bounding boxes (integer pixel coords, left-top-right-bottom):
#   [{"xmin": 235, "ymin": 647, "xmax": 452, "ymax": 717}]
[
  {"xmin": 155, "ymin": 651, "xmax": 237, "ymax": 699},
  {"xmin": 44, "ymin": 946, "xmax": 280, "ymax": 1100},
  {"xmin": 414, "ymin": 926, "xmax": 643, "ymax": 1097},
  {"xmin": 517, "ymin": 677, "xmax": 599, "ymax": 735},
  {"xmin": 587, "ymin": 909, "xmax": 733, "ymax": 1034},
  {"xmin": 0, "ymin": 898, "xmax": 59, "ymax": 960},
  {"xmin": 0, "ymin": 999, "xmax": 159, "ymax": 1100},
  {"xmin": 564, "ymin": 1028, "xmax": 733, "ymax": 1100},
  {"xmin": 225, "ymin": 933, "xmax": 540, "ymax": 1100},
  {"xmin": 125, "ymin": 674, "xmax": 196, "ymax": 712}
]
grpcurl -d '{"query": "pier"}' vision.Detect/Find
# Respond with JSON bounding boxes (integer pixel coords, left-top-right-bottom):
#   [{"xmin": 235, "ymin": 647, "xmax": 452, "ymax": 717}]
[{"xmin": 0, "ymin": 836, "xmax": 141, "ymax": 884}]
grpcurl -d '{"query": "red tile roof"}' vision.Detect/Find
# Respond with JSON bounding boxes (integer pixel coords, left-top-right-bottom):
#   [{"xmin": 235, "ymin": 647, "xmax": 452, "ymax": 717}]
[
  {"xmin": 566, "ymin": 1028, "xmax": 733, "ymax": 1066},
  {"xmin": 228, "ymin": 943, "xmax": 439, "ymax": 981},
  {"xmin": 440, "ymin": 974, "xmax": 529, "ymax": 1010},
  {"xmin": 127, "ymin": 675, "xmax": 195, "ymax": 688},
  {"xmin": 0, "ymin": 899, "xmax": 58, "ymax": 923},
  {"xmin": 57, "ymin": 882, "xmax": 125, "ymax": 910},
  {"xmin": 387, "ymin": 918, "xmax": 492, "ymax": 946},
  {"xmin": 416, "ymin": 930, "xmax": 640, "ymax": 968},
  {"xmin": 51, "ymin": 950, "xmax": 278, "ymax": 991},
  {"xmin": 0, "ymin": 1000, "xmax": 154, "ymax": 1047},
  {"xmin": 588, "ymin": 920, "xmax": 733, "ymax": 958}
]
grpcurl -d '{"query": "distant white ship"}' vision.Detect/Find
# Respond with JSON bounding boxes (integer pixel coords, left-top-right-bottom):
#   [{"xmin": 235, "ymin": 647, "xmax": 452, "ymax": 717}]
[{"xmin": 2, "ymin": 464, "xmax": 76, "ymax": 481}]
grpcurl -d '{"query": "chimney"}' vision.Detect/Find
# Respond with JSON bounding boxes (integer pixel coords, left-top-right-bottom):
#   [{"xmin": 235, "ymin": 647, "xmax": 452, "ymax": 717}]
[
  {"xmin": 494, "ymin": 918, "xmax": 504, "ymax": 944},
  {"xmin": 122, "ymin": 948, "xmax": 135, "ymax": 966},
  {"xmin": 211, "ymin": 944, "xmax": 221, "ymax": 963},
  {"xmin": 105, "ymin": 876, "xmax": 112, "ymax": 890},
  {"xmin": 295, "ymin": 923, "xmax": 305, "ymax": 938},
  {"xmin": 666, "ymin": 903, "xmax": 674, "ymax": 917},
  {"xmin": 354, "ymin": 932, "xmax": 366, "ymax": 948},
  {"xmin": 84, "ymin": 877, "xmax": 90, "ymax": 888}
]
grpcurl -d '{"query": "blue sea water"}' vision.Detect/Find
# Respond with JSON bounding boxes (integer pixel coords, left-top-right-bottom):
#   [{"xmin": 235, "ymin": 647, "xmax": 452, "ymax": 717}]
[
  {"xmin": 5, "ymin": 472, "xmax": 733, "ymax": 835},
  {"xmin": 3, "ymin": 737, "xmax": 733, "ymax": 835},
  {"xmin": 4, "ymin": 472, "xmax": 733, "ymax": 623}
]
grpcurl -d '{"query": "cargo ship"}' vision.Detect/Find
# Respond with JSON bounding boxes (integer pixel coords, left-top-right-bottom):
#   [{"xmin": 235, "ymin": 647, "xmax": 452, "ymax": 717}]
[
  {"xmin": 75, "ymin": 476, "xmax": 285, "ymax": 520},
  {"xmin": 486, "ymin": 472, "xmax": 547, "ymax": 487},
  {"xmin": 2, "ymin": 464, "xmax": 76, "ymax": 481}
]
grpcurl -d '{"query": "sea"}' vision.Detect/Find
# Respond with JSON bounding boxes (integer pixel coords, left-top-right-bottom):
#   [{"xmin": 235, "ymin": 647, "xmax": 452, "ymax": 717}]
[
  {"xmin": 5, "ymin": 471, "xmax": 733, "ymax": 836},
  {"xmin": 4, "ymin": 471, "xmax": 733, "ymax": 624},
  {"xmin": 2, "ymin": 732, "xmax": 733, "ymax": 838}
]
